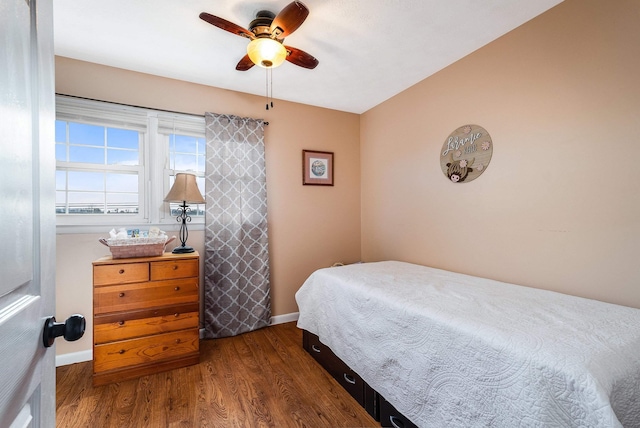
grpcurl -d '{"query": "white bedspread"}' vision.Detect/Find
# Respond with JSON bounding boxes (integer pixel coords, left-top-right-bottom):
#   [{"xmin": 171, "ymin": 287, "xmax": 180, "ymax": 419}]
[{"xmin": 295, "ymin": 261, "xmax": 640, "ymax": 427}]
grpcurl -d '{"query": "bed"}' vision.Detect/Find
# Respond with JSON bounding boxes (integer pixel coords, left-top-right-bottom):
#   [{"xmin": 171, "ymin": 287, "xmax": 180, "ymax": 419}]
[{"xmin": 295, "ymin": 261, "xmax": 640, "ymax": 427}]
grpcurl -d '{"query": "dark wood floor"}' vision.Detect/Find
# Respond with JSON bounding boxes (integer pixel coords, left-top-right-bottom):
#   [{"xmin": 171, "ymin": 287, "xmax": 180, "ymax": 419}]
[{"xmin": 56, "ymin": 322, "xmax": 379, "ymax": 427}]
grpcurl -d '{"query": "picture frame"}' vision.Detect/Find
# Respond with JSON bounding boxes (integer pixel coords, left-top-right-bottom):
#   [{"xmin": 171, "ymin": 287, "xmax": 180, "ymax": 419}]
[{"xmin": 302, "ymin": 150, "xmax": 334, "ymax": 186}]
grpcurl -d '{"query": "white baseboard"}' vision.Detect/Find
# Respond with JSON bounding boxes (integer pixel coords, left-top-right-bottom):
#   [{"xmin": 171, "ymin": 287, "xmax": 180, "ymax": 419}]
[
  {"xmin": 270, "ymin": 312, "xmax": 299, "ymax": 325},
  {"xmin": 56, "ymin": 312, "xmax": 300, "ymax": 367},
  {"xmin": 56, "ymin": 349, "xmax": 92, "ymax": 367},
  {"xmin": 197, "ymin": 312, "xmax": 299, "ymax": 338}
]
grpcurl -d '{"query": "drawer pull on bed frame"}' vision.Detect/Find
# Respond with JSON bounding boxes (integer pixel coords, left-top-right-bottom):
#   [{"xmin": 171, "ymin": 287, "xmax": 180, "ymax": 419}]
[
  {"xmin": 343, "ymin": 373, "xmax": 356, "ymax": 384},
  {"xmin": 389, "ymin": 415, "xmax": 404, "ymax": 428}
]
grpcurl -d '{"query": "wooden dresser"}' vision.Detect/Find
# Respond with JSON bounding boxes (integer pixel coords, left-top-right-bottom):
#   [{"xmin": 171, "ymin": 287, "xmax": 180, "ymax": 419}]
[{"xmin": 92, "ymin": 252, "xmax": 200, "ymax": 386}]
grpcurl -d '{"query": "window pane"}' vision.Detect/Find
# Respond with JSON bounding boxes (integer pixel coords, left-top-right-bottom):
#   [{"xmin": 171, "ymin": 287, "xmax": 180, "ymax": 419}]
[
  {"xmin": 107, "ymin": 127, "xmax": 139, "ymax": 149},
  {"xmin": 174, "ymin": 135, "xmax": 196, "ymax": 152},
  {"xmin": 69, "ymin": 122, "xmax": 104, "ymax": 146},
  {"xmin": 68, "ymin": 192, "xmax": 105, "ymax": 214},
  {"xmin": 196, "ymin": 177, "xmax": 205, "ymax": 193},
  {"xmin": 68, "ymin": 192, "xmax": 104, "ymax": 204},
  {"xmin": 169, "ymin": 134, "xmax": 205, "ymax": 174},
  {"xmin": 106, "ymin": 173, "xmax": 138, "ymax": 192},
  {"xmin": 56, "ymin": 191, "xmax": 66, "ymax": 214},
  {"xmin": 69, "ymin": 146, "xmax": 105, "ymax": 164},
  {"xmin": 174, "ymin": 154, "xmax": 198, "ymax": 171},
  {"xmin": 194, "ymin": 177, "xmax": 206, "ymax": 215},
  {"xmin": 56, "ymin": 170, "xmax": 66, "ymax": 191},
  {"xmin": 56, "ymin": 143, "xmax": 67, "ymax": 162},
  {"xmin": 106, "ymin": 193, "xmax": 139, "ymax": 214},
  {"xmin": 58, "ymin": 171, "xmax": 140, "ymax": 216},
  {"xmin": 55, "ymin": 120, "xmax": 67, "ymax": 143},
  {"xmin": 68, "ymin": 171, "xmax": 104, "ymax": 191},
  {"xmin": 107, "ymin": 149, "xmax": 138, "ymax": 165}
]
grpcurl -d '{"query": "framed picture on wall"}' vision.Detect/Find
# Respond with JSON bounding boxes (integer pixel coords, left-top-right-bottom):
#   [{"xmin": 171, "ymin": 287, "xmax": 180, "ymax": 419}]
[{"xmin": 302, "ymin": 150, "xmax": 334, "ymax": 186}]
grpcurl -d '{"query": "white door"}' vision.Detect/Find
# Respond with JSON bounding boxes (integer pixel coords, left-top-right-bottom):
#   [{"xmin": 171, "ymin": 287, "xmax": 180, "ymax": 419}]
[{"xmin": 0, "ymin": 0, "xmax": 57, "ymax": 426}]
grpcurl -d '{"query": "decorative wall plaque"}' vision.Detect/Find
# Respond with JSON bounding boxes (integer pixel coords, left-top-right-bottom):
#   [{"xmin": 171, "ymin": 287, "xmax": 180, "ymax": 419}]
[
  {"xmin": 440, "ymin": 124, "xmax": 493, "ymax": 183},
  {"xmin": 302, "ymin": 150, "xmax": 334, "ymax": 186}
]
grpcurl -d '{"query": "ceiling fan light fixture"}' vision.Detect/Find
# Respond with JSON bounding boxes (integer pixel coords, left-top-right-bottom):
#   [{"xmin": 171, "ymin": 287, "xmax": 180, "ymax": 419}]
[{"xmin": 247, "ymin": 38, "xmax": 287, "ymax": 68}]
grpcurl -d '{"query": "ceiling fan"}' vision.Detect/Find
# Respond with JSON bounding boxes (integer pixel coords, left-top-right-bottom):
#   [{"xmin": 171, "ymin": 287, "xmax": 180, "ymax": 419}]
[{"xmin": 199, "ymin": 1, "xmax": 319, "ymax": 71}]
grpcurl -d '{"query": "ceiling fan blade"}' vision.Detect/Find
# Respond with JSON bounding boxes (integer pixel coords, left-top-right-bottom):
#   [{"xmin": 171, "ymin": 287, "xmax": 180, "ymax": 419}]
[
  {"xmin": 236, "ymin": 54, "xmax": 255, "ymax": 71},
  {"xmin": 270, "ymin": 1, "xmax": 309, "ymax": 38},
  {"xmin": 285, "ymin": 46, "xmax": 318, "ymax": 69},
  {"xmin": 199, "ymin": 12, "xmax": 254, "ymax": 39}
]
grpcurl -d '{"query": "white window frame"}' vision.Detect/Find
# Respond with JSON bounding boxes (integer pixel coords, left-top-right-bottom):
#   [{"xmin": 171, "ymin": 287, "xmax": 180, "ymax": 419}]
[
  {"xmin": 157, "ymin": 112, "xmax": 206, "ymax": 224},
  {"xmin": 55, "ymin": 95, "xmax": 206, "ymax": 234}
]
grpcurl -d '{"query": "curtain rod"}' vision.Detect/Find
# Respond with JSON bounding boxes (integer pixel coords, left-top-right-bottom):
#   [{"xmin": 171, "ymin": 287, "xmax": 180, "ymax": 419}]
[{"xmin": 55, "ymin": 93, "xmax": 269, "ymax": 125}]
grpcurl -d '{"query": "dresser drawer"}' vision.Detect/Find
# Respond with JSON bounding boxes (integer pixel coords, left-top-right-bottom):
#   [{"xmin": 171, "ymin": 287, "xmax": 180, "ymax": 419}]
[
  {"xmin": 93, "ymin": 328, "xmax": 199, "ymax": 373},
  {"xmin": 94, "ymin": 307, "xmax": 199, "ymax": 344},
  {"xmin": 94, "ymin": 278, "xmax": 198, "ymax": 314},
  {"xmin": 150, "ymin": 259, "xmax": 198, "ymax": 281},
  {"xmin": 94, "ymin": 262, "xmax": 149, "ymax": 286}
]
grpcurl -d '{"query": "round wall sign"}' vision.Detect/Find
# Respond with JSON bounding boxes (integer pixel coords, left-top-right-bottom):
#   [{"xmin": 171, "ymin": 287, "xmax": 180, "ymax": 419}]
[{"xmin": 440, "ymin": 124, "xmax": 493, "ymax": 183}]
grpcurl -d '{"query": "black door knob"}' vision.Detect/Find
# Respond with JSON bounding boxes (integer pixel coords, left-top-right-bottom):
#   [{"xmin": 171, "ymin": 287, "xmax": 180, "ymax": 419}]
[{"xmin": 43, "ymin": 314, "xmax": 86, "ymax": 348}]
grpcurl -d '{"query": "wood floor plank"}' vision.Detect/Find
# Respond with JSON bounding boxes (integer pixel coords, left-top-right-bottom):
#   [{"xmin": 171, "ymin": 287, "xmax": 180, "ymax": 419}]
[{"xmin": 56, "ymin": 322, "xmax": 378, "ymax": 427}]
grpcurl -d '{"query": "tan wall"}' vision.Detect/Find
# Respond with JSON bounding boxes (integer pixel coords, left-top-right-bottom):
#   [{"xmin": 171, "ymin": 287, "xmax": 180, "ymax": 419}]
[
  {"xmin": 361, "ymin": 0, "xmax": 640, "ymax": 308},
  {"xmin": 55, "ymin": 57, "xmax": 361, "ymax": 357}
]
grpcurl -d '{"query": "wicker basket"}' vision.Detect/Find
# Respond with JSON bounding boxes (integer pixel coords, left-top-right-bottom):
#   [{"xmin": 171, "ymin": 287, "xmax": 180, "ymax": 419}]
[{"xmin": 99, "ymin": 236, "xmax": 176, "ymax": 259}]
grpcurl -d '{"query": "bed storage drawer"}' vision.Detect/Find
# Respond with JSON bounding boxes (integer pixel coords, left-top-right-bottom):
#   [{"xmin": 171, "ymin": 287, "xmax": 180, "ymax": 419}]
[
  {"xmin": 380, "ymin": 395, "xmax": 418, "ymax": 428},
  {"xmin": 303, "ymin": 328, "xmax": 332, "ymax": 367},
  {"xmin": 325, "ymin": 350, "xmax": 365, "ymax": 404},
  {"xmin": 304, "ymin": 330, "xmax": 363, "ymax": 399},
  {"xmin": 302, "ymin": 330, "xmax": 379, "ymax": 420}
]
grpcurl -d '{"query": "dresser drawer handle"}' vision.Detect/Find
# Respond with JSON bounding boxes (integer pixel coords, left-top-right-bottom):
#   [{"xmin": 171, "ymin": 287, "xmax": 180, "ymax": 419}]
[
  {"xmin": 174, "ymin": 286, "xmax": 180, "ymax": 291},
  {"xmin": 119, "ymin": 292, "xmax": 125, "ymax": 297},
  {"xmin": 118, "ymin": 320, "xmax": 125, "ymax": 326},
  {"xmin": 343, "ymin": 373, "xmax": 356, "ymax": 385},
  {"xmin": 174, "ymin": 313, "xmax": 180, "ymax": 317},
  {"xmin": 119, "ymin": 349, "xmax": 126, "ymax": 354},
  {"xmin": 175, "ymin": 339, "xmax": 181, "ymax": 344},
  {"xmin": 172, "ymin": 265, "xmax": 179, "ymax": 270},
  {"xmin": 311, "ymin": 345, "xmax": 321, "ymax": 353},
  {"xmin": 118, "ymin": 269, "xmax": 125, "ymax": 274}
]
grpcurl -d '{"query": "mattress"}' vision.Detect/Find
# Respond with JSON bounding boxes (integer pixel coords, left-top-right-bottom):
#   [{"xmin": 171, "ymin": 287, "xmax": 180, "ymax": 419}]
[{"xmin": 295, "ymin": 261, "xmax": 640, "ymax": 427}]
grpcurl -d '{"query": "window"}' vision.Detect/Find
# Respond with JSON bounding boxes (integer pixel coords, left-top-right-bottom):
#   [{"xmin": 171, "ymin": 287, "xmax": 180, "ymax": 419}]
[
  {"xmin": 55, "ymin": 121, "xmax": 142, "ymax": 215},
  {"xmin": 158, "ymin": 112, "xmax": 208, "ymax": 219},
  {"xmin": 56, "ymin": 95, "xmax": 205, "ymax": 231},
  {"xmin": 167, "ymin": 134, "xmax": 206, "ymax": 217}
]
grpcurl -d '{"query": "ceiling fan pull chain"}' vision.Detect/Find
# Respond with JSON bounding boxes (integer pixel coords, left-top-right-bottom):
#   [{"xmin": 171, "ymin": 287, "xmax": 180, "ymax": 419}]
[
  {"xmin": 270, "ymin": 67, "xmax": 274, "ymax": 109},
  {"xmin": 265, "ymin": 67, "xmax": 275, "ymax": 110},
  {"xmin": 265, "ymin": 68, "xmax": 269, "ymax": 110}
]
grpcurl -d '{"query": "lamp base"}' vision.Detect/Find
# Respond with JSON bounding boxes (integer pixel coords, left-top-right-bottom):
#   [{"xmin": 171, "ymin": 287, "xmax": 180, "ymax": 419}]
[{"xmin": 172, "ymin": 245, "xmax": 195, "ymax": 254}]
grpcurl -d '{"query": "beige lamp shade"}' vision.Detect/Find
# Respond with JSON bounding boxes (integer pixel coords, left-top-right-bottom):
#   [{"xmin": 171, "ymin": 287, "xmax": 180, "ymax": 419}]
[
  {"xmin": 164, "ymin": 173, "xmax": 205, "ymax": 203},
  {"xmin": 247, "ymin": 38, "xmax": 287, "ymax": 68}
]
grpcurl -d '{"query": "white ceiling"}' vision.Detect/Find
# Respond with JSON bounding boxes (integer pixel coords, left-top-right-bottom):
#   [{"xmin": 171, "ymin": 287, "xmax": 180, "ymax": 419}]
[{"xmin": 53, "ymin": 0, "xmax": 563, "ymax": 114}]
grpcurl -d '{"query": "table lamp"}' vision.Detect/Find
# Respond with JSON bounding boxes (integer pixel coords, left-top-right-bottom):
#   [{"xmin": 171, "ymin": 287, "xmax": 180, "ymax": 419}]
[{"xmin": 164, "ymin": 173, "xmax": 205, "ymax": 253}]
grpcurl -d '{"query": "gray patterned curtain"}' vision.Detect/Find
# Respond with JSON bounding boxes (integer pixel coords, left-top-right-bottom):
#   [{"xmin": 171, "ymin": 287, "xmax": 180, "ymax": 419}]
[{"xmin": 203, "ymin": 112, "xmax": 271, "ymax": 339}]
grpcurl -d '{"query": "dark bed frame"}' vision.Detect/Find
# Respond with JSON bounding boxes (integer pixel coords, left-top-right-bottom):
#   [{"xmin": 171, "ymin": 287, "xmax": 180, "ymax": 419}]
[{"xmin": 302, "ymin": 330, "xmax": 418, "ymax": 428}]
